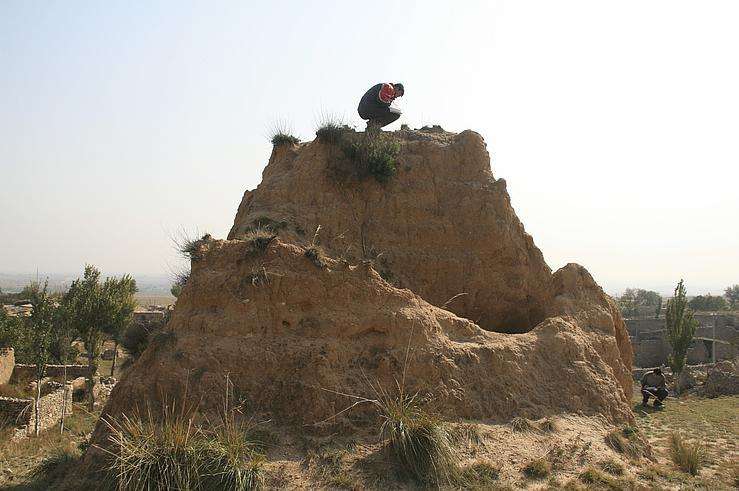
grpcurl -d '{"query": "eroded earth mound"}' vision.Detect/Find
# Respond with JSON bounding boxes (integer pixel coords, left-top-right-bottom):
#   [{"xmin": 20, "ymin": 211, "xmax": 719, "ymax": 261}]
[{"xmin": 93, "ymin": 127, "xmax": 634, "ymax": 449}]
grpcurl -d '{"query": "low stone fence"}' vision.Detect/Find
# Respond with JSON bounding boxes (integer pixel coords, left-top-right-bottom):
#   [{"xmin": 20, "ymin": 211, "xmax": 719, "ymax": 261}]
[
  {"xmin": 0, "ymin": 381, "xmax": 73, "ymax": 439},
  {"xmin": 10, "ymin": 364, "xmax": 89, "ymax": 384}
]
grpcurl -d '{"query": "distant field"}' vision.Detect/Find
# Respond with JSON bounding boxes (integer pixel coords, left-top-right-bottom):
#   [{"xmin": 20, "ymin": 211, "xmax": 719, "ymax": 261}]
[{"xmin": 135, "ymin": 293, "xmax": 175, "ymax": 307}]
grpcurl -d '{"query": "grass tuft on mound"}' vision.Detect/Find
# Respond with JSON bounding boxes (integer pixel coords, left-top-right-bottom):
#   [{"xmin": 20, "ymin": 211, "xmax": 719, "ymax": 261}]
[
  {"xmin": 315, "ymin": 114, "xmax": 348, "ymax": 145},
  {"xmin": 510, "ymin": 416, "xmax": 537, "ymax": 433},
  {"xmin": 270, "ymin": 132, "xmax": 300, "ymax": 147},
  {"xmin": 176, "ymin": 232, "xmax": 212, "ymax": 262},
  {"xmin": 522, "ymin": 457, "xmax": 551, "ymax": 479},
  {"xmin": 242, "ymin": 226, "xmax": 277, "ymax": 252}
]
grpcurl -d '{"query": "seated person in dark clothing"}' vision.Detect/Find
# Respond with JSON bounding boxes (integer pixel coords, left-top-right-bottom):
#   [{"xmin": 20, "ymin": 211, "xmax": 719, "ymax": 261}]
[
  {"xmin": 357, "ymin": 82, "xmax": 404, "ymax": 131},
  {"xmin": 641, "ymin": 367, "xmax": 669, "ymax": 407}
]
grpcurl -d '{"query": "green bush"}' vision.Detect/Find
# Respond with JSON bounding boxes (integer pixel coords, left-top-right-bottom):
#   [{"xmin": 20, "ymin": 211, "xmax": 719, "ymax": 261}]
[{"xmin": 341, "ymin": 135, "xmax": 400, "ymax": 183}]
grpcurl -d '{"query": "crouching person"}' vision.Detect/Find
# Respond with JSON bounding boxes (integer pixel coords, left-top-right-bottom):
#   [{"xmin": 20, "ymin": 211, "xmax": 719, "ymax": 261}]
[
  {"xmin": 641, "ymin": 367, "xmax": 669, "ymax": 407},
  {"xmin": 357, "ymin": 82, "xmax": 404, "ymax": 131}
]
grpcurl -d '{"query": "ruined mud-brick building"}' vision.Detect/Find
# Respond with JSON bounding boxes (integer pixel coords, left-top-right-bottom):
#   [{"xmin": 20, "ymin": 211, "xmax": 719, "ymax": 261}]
[{"xmin": 627, "ymin": 313, "xmax": 738, "ymax": 367}]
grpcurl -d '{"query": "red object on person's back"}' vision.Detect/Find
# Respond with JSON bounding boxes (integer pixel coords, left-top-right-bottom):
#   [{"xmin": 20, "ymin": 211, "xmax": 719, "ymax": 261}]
[{"xmin": 378, "ymin": 83, "xmax": 395, "ymax": 103}]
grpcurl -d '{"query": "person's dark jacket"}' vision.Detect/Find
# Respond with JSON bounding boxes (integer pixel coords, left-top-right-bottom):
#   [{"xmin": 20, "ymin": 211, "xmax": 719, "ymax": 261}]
[{"xmin": 358, "ymin": 83, "xmax": 394, "ymax": 119}]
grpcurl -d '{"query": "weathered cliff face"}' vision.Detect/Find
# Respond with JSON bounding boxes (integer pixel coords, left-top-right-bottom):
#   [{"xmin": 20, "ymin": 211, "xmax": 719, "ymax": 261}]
[
  {"xmin": 93, "ymin": 127, "xmax": 634, "ymax": 451},
  {"xmin": 230, "ymin": 129, "xmax": 553, "ymax": 333}
]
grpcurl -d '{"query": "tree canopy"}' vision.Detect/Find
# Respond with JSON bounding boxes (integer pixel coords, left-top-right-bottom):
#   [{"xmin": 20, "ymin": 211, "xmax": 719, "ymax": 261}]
[
  {"xmin": 725, "ymin": 285, "xmax": 739, "ymax": 309},
  {"xmin": 688, "ymin": 294, "xmax": 728, "ymax": 312}
]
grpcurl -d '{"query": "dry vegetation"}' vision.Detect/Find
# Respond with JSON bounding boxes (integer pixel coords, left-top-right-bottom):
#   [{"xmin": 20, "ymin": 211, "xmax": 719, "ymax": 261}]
[{"xmin": 2, "ymin": 385, "xmax": 736, "ymax": 489}]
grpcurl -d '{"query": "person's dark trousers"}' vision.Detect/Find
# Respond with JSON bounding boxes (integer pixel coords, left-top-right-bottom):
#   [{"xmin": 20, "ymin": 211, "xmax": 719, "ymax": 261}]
[
  {"xmin": 641, "ymin": 386, "xmax": 668, "ymax": 406},
  {"xmin": 359, "ymin": 106, "xmax": 400, "ymax": 129}
]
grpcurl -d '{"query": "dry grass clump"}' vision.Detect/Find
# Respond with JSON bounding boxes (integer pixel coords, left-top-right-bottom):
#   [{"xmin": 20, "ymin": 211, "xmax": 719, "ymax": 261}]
[
  {"xmin": 604, "ymin": 426, "xmax": 647, "ymax": 458},
  {"xmin": 460, "ymin": 460, "xmax": 501, "ymax": 488},
  {"xmin": 669, "ymin": 432, "xmax": 706, "ymax": 476},
  {"xmin": 176, "ymin": 233, "xmax": 212, "ymax": 262},
  {"xmin": 451, "ymin": 422, "xmax": 484, "ymax": 446},
  {"xmin": 247, "ymin": 216, "xmax": 288, "ymax": 233},
  {"xmin": 269, "ymin": 120, "xmax": 299, "ymax": 147},
  {"xmin": 101, "ymin": 400, "xmax": 265, "ymax": 491},
  {"xmin": 510, "ymin": 416, "xmax": 537, "ymax": 432},
  {"xmin": 578, "ymin": 466, "xmax": 640, "ymax": 490},
  {"xmin": 598, "ymin": 457, "xmax": 625, "ymax": 476},
  {"xmin": 522, "ymin": 457, "xmax": 551, "ymax": 479},
  {"xmin": 315, "ymin": 114, "xmax": 348, "ymax": 145},
  {"xmin": 376, "ymin": 386, "xmax": 457, "ymax": 485},
  {"xmin": 242, "ymin": 226, "xmax": 277, "ymax": 252},
  {"xmin": 539, "ymin": 417, "xmax": 558, "ymax": 433},
  {"xmin": 270, "ymin": 132, "xmax": 300, "ymax": 147}
]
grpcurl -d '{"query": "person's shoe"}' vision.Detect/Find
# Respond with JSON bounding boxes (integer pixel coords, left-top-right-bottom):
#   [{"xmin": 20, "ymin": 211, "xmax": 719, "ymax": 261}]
[{"xmin": 653, "ymin": 400, "xmax": 664, "ymax": 408}]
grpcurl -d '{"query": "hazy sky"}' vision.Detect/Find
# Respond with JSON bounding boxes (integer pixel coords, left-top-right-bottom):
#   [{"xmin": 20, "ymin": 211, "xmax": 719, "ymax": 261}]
[{"xmin": 1, "ymin": 1, "xmax": 737, "ymax": 296}]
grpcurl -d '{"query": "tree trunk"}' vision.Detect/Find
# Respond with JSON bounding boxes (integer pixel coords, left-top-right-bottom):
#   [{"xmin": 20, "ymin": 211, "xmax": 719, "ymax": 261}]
[
  {"xmin": 87, "ymin": 350, "xmax": 96, "ymax": 412},
  {"xmin": 35, "ymin": 376, "xmax": 42, "ymax": 436},
  {"xmin": 60, "ymin": 364, "xmax": 67, "ymax": 434},
  {"xmin": 110, "ymin": 340, "xmax": 118, "ymax": 377}
]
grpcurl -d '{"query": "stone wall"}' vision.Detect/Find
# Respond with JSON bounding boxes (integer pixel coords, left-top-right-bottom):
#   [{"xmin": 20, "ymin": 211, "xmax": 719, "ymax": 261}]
[
  {"xmin": 0, "ymin": 347, "xmax": 14, "ymax": 385},
  {"xmin": 10, "ymin": 364, "xmax": 89, "ymax": 384},
  {"xmin": 0, "ymin": 382, "xmax": 73, "ymax": 439}
]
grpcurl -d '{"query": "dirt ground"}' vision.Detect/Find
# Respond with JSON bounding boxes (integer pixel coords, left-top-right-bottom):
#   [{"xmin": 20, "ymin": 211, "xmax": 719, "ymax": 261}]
[{"xmin": 0, "ymin": 391, "xmax": 736, "ymax": 489}]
